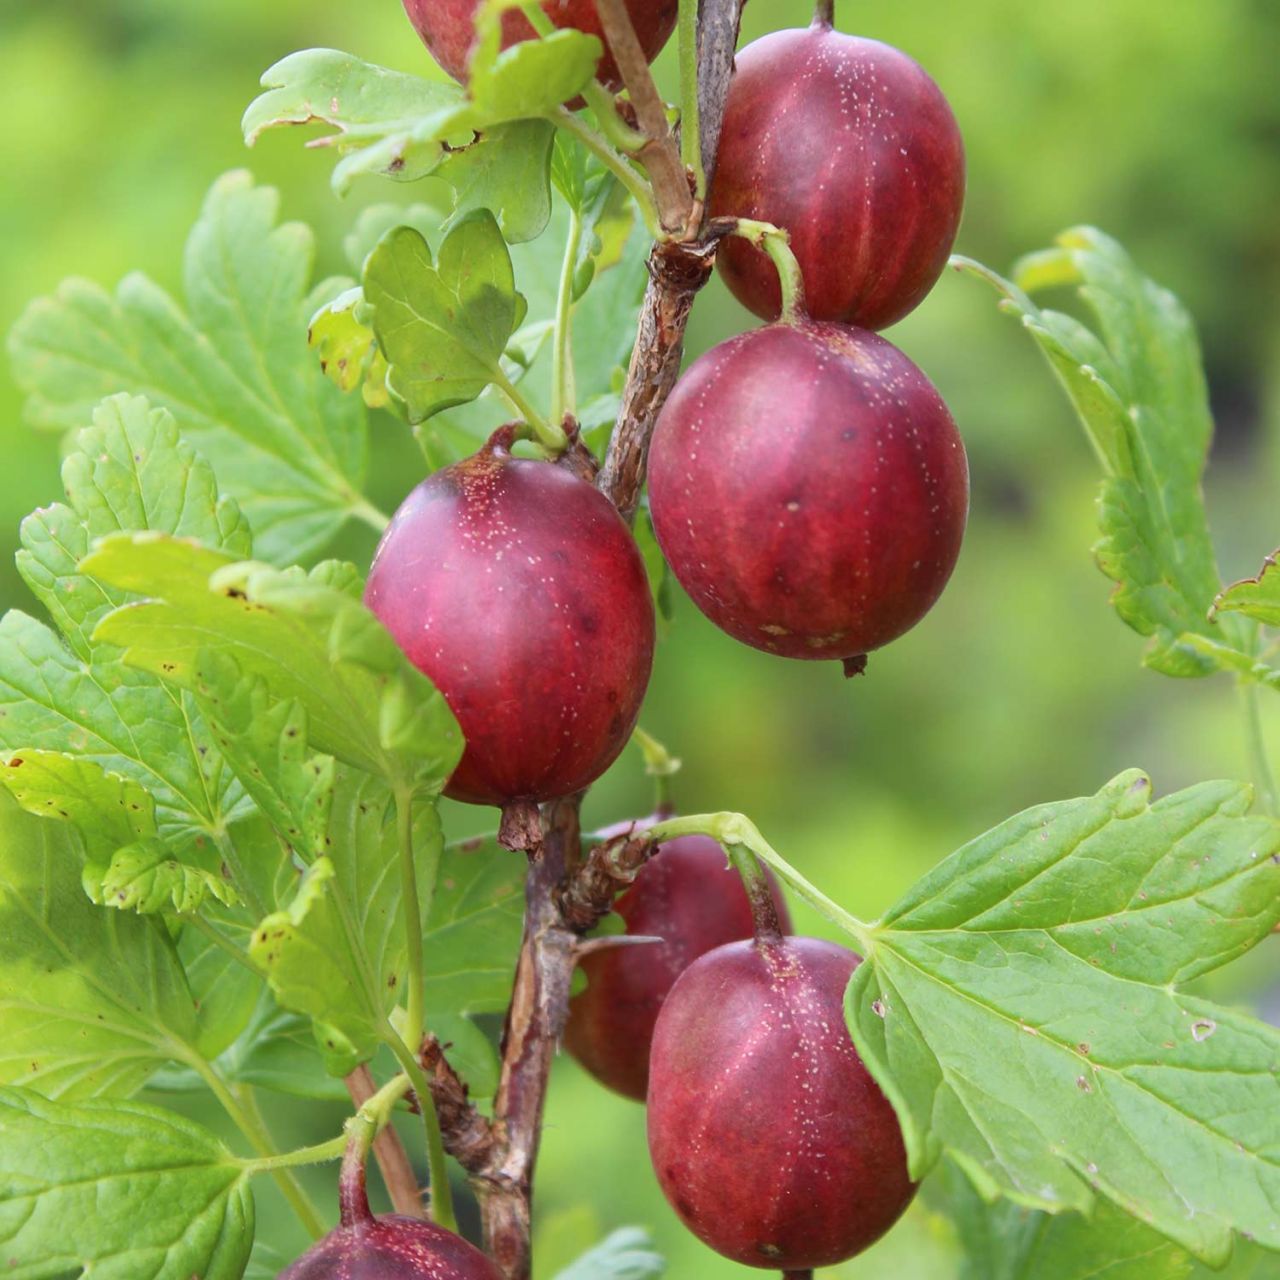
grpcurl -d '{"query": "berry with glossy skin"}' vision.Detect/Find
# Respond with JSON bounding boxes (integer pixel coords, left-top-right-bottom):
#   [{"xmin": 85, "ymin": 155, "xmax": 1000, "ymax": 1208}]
[
  {"xmin": 365, "ymin": 429, "xmax": 655, "ymax": 806},
  {"xmin": 279, "ymin": 1215, "xmax": 504, "ymax": 1279},
  {"xmin": 403, "ymin": 0, "xmax": 678, "ymax": 93},
  {"xmin": 564, "ymin": 829, "xmax": 791, "ymax": 1100},
  {"xmin": 647, "ymin": 935, "xmax": 915, "ymax": 1269},
  {"xmin": 280, "ymin": 1156, "xmax": 503, "ymax": 1280},
  {"xmin": 647, "ymin": 322, "xmax": 968, "ymax": 672},
  {"xmin": 709, "ymin": 21, "xmax": 965, "ymax": 330}
]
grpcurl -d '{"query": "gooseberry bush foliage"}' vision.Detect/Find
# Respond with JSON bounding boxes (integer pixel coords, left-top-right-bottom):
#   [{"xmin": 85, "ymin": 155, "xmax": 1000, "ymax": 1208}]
[{"xmin": 0, "ymin": 0, "xmax": 1277, "ymax": 1277}]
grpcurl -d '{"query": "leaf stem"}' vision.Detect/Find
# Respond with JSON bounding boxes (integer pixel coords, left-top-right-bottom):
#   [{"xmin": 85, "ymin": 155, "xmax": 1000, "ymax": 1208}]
[
  {"xmin": 244, "ymin": 1072, "xmax": 413, "ymax": 1176},
  {"xmin": 383, "ymin": 1027, "xmax": 457, "ymax": 1231},
  {"xmin": 677, "ymin": 0, "xmax": 705, "ymax": 197},
  {"xmin": 395, "ymin": 788, "xmax": 427, "ymax": 1064},
  {"xmin": 631, "ymin": 725, "xmax": 681, "ymax": 813},
  {"xmin": 726, "ymin": 218, "xmax": 807, "ymax": 322},
  {"xmin": 348, "ymin": 494, "xmax": 391, "ymax": 534},
  {"xmin": 243, "ymin": 1132, "xmax": 347, "ymax": 1174},
  {"xmin": 553, "ymin": 108, "xmax": 664, "ymax": 240},
  {"xmin": 183, "ymin": 1054, "xmax": 327, "ymax": 1238},
  {"xmin": 1239, "ymin": 679, "xmax": 1280, "ymax": 816},
  {"xmin": 583, "ymin": 83, "xmax": 649, "ymax": 152},
  {"xmin": 492, "ymin": 367, "xmax": 567, "ymax": 453},
  {"xmin": 551, "ymin": 210, "xmax": 583, "ymax": 426},
  {"xmin": 646, "ymin": 812, "xmax": 873, "ymax": 948}
]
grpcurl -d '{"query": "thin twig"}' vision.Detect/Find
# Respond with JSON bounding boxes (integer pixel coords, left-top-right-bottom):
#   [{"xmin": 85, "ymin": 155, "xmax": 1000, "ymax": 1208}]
[
  {"xmin": 593, "ymin": 0, "xmax": 695, "ymax": 231},
  {"xmin": 345, "ymin": 1065, "xmax": 423, "ymax": 1218}
]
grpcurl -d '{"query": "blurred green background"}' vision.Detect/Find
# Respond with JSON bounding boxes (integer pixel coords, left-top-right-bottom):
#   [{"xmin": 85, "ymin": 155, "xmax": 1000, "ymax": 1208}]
[{"xmin": 3, "ymin": 0, "xmax": 1278, "ymax": 1274}]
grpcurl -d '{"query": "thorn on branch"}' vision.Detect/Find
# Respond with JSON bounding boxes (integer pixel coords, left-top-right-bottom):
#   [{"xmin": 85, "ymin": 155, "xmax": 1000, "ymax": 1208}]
[{"xmin": 574, "ymin": 932, "xmax": 664, "ymax": 960}]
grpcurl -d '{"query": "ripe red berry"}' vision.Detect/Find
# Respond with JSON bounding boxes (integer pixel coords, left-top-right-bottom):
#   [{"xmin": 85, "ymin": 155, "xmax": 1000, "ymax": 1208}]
[
  {"xmin": 647, "ymin": 936, "xmax": 915, "ymax": 1269},
  {"xmin": 279, "ymin": 1214, "xmax": 504, "ymax": 1279},
  {"xmin": 402, "ymin": 0, "xmax": 678, "ymax": 93},
  {"xmin": 709, "ymin": 21, "xmax": 964, "ymax": 330},
  {"xmin": 565, "ymin": 830, "xmax": 791, "ymax": 1100},
  {"xmin": 646, "ymin": 322, "xmax": 967, "ymax": 672},
  {"xmin": 365, "ymin": 430, "xmax": 655, "ymax": 806},
  {"xmin": 280, "ymin": 1156, "xmax": 503, "ymax": 1280}
]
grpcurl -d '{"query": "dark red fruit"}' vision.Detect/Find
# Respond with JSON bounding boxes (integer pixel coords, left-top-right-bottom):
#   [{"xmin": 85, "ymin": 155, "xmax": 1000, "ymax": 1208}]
[
  {"xmin": 564, "ymin": 829, "xmax": 791, "ymax": 1101},
  {"xmin": 403, "ymin": 0, "xmax": 678, "ymax": 93},
  {"xmin": 647, "ymin": 936, "xmax": 915, "ymax": 1269},
  {"xmin": 365, "ymin": 429, "xmax": 655, "ymax": 806},
  {"xmin": 280, "ymin": 1152, "xmax": 502, "ymax": 1280},
  {"xmin": 709, "ymin": 21, "xmax": 965, "ymax": 330},
  {"xmin": 279, "ymin": 1214, "xmax": 503, "ymax": 1279},
  {"xmin": 647, "ymin": 322, "xmax": 967, "ymax": 670}
]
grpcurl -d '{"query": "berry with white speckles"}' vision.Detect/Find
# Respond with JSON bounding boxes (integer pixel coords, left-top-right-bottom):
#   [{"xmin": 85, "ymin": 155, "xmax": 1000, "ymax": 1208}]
[
  {"xmin": 365, "ymin": 427, "xmax": 655, "ymax": 806},
  {"xmin": 710, "ymin": 21, "xmax": 964, "ymax": 330},
  {"xmin": 402, "ymin": 0, "xmax": 678, "ymax": 94},
  {"xmin": 647, "ymin": 935, "xmax": 915, "ymax": 1269},
  {"xmin": 280, "ymin": 1145, "xmax": 502, "ymax": 1280},
  {"xmin": 279, "ymin": 1215, "xmax": 505, "ymax": 1279},
  {"xmin": 647, "ymin": 322, "xmax": 968, "ymax": 672},
  {"xmin": 565, "ymin": 827, "xmax": 791, "ymax": 1100}
]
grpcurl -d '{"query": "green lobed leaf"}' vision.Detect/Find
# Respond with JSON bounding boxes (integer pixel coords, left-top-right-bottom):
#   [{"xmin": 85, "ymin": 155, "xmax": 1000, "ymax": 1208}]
[
  {"xmin": 364, "ymin": 209, "xmax": 526, "ymax": 422},
  {"xmin": 309, "ymin": 284, "xmax": 391, "ymax": 409},
  {"xmin": 193, "ymin": 649, "xmax": 336, "ymax": 862},
  {"xmin": 1214, "ymin": 551, "xmax": 1280, "ymax": 627},
  {"xmin": 251, "ymin": 856, "xmax": 378, "ymax": 1075},
  {"xmin": 0, "ymin": 751, "xmax": 237, "ymax": 914},
  {"xmin": 941, "ymin": 1161, "xmax": 1195, "ymax": 1280},
  {"xmin": 958, "ymin": 232, "xmax": 1256, "ymax": 678},
  {"xmin": 0, "ymin": 749, "xmax": 154, "ymax": 872},
  {"xmin": 177, "ymin": 902, "xmax": 270, "ymax": 1063},
  {"xmin": 846, "ymin": 770, "xmax": 1280, "ymax": 1265},
  {"xmin": 251, "ymin": 772, "xmax": 444, "ymax": 1075},
  {"xmin": 0, "ymin": 396, "xmax": 250, "ymax": 846},
  {"xmin": 98, "ymin": 838, "xmax": 241, "ymax": 914},
  {"xmin": 0, "ymin": 789, "xmax": 198, "ymax": 1099},
  {"xmin": 83, "ymin": 532, "xmax": 463, "ymax": 794},
  {"xmin": 0, "ymin": 1086, "xmax": 253, "ymax": 1279},
  {"xmin": 417, "ymin": 205, "xmax": 645, "ymax": 469},
  {"xmin": 436, "ymin": 119, "xmax": 557, "ymax": 244},
  {"xmin": 468, "ymin": 19, "xmax": 600, "ymax": 121},
  {"xmin": 552, "ymin": 1227, "xmax": 667, "ymax": 1280},
  {"xmin": 244, "ymin": 47, "xmax": 568, "ymax": 241},
  {"xmin": 423, "ymin": 833, "xmax": 526, "ymax": 1016},
  {"xmin": 8, "ymin": 173, "xmax": 375, "ymax": 562}
]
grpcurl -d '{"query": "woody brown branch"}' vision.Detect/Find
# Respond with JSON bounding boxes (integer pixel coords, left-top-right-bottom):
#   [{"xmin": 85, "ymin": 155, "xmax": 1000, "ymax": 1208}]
[
  {"xmin": 598, "ymin": 0, "xmax": 745, "ymax": 519},
  {"xmin": 473, "ymin": 4, "xmax": 746, "ymax": 1276},
  {"xmin": 592, "ymin": 0, "xmax": 695, "ymax": 233}
]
